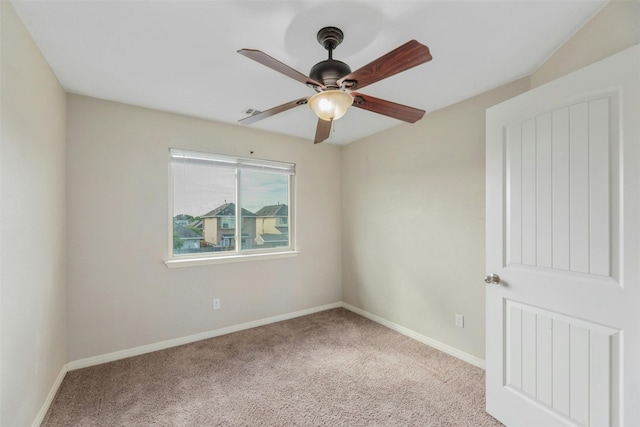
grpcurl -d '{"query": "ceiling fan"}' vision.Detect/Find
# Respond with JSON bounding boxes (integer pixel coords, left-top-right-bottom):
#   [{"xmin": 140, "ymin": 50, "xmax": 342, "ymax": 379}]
[{"xmin": 238, "ymin": 27, "xmax": 432, "ymax": 144}]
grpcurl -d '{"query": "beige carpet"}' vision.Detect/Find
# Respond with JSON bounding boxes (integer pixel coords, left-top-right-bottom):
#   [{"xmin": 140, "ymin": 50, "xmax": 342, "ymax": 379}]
[{"xmin": 43, "ymin": 308, "xmax": 503, "ymax": 426}]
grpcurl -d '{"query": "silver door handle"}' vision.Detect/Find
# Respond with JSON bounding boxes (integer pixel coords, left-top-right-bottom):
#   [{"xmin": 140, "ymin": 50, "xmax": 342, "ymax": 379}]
[{"xmin": 484, "ymin": 274, "xmax": 501, "ymax": 285}]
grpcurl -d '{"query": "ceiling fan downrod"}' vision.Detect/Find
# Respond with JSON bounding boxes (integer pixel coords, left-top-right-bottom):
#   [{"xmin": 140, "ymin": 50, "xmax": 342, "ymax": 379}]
[{"xmin": 309, "ymin": 27, "xmax": 351, "ymax": 89}]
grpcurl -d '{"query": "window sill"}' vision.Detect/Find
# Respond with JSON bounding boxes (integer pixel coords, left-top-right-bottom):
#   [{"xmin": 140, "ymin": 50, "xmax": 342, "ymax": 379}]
[{"xmin": 164, "ymin": 250, "xmax": 300, "ymax": 268}]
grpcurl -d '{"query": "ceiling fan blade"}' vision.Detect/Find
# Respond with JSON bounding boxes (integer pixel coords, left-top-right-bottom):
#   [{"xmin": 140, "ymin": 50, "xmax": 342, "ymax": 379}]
[
  {"xmin": 337, "ymin": 40, "xmax": 432, "ymax": 91},
  {"xmin": 351, "ymin": 93, "xmax": 425, "ymax": 123},
  {"xmin": 238, "ymin": 49, "xmax": 325, "ymax": 90},
  {"xmin": 238, "ymin": 97, "xmax": 309, "ymax": 125},
  {"xmin": 314, "ymin": 118, "xmax": 332, "ymax": 144}
]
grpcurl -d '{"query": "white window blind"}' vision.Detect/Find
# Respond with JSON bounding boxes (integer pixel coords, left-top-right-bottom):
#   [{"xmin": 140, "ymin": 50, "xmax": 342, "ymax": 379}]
[{"xmin": 170, "ymin": 148, "xmax": 295, "ymax": 175}]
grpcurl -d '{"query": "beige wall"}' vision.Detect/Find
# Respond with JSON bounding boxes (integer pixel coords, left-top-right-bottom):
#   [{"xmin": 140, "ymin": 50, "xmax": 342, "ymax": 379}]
[
  {"xmin": 531, "ymin": 0, "xmax": 640, "ymax": 88},
  {"xmin": 202, "ymin": 217, "xmax": 219, "ymax": 246},
  {"xmin": 66, "ymin": 95, "xmax": 342, "ymax": 361},
  {"xmin": 257, "ymin": 217, "xmax": 282, "ymax": 235},
  {"xmin": 342, "ymin": 0, "xmax": 639, "ymax": 361},
  {"xmin": 0, "ymin": 2, "xmax": 67, "ymax": 426},
  {"xmin": 342, "ymin": 78, "xmax": 530, "ymax": 360}
]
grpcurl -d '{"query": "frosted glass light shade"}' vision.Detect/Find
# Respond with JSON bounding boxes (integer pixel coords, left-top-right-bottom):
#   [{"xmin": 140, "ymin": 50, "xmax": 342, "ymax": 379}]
[{"xmin": 308, "ymin": 90, "xmax": 353, "ymax": 121}]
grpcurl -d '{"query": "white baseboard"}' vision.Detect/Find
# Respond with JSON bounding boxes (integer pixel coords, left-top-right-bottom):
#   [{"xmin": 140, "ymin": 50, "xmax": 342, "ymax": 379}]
[
  {"xmin": 67, "ymin": 301, "xmax": 484, "ymax": 372},
  {"xmin": 32, "ymin": 363, "xmax": 67, "ymax": 427},
  {"xmin": 67, "ymin": 302, "xmax": 342, "ymax": 371},
  {"xmin": 341, "ymin": 302, "xmax": 486, "ymax": 369}
]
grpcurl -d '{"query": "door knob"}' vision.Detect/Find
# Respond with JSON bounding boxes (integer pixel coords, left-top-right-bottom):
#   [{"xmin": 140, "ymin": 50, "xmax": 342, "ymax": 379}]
[{"xmin": 484, "ymin": 274, "xmax": 501, "ymax": 284}]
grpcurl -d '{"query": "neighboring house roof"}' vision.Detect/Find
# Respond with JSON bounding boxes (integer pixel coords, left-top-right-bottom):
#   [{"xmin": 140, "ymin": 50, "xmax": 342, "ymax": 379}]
[
  {"xmin": 201, "ymin": 202, "xmax": 255, "ymax": 218},
  {"xmin": 254, "ymin": 204, "xmax": 288, "ymax": 217},
  {"xmin": 174, "ymin": 224, "xmax": 202, "ymax": 240},
  {"xmin": 174, "ymin": 214, "xmax": 193, "ymax": 221},
  {"xmin": 221, "ymin": 233, "xmax": 250, "ymax": 239},
  {"xmin": 189, "ymin": 219, "xmax": 203, "ymax": 229},
  {"xmin": 255, "ymin": 233, "xmax": 289, "ymax": 244}
]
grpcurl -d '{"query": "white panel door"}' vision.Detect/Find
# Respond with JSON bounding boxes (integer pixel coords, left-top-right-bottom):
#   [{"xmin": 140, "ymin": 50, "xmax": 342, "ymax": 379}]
[{"xmin": 486, "ymin": 45, "xmax": 639, "ymax": 426}]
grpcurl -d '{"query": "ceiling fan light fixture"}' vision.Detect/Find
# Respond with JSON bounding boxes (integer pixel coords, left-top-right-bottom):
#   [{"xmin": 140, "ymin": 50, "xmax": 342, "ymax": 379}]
[{"xmin": 308, "ymin": 90, "xmax": 353, "ymax": 121}]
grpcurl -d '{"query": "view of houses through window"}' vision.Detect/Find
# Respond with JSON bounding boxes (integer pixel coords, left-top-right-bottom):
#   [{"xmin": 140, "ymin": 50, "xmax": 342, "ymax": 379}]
[{"xmin": 170, "ymin": 149, "xmax": 293, "ymax": 256}]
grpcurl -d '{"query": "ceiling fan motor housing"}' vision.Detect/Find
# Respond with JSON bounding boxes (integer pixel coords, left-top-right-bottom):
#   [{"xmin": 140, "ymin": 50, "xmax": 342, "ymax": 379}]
[{"xmin": 309, "ymin": 59, "xmax": 351, "ymax": 89}]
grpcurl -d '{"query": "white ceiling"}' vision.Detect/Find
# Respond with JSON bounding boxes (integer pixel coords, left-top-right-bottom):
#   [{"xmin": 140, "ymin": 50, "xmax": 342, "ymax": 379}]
[{"xmin": 11, "ymin": 0, "xmax": 608, "ymax": 145}]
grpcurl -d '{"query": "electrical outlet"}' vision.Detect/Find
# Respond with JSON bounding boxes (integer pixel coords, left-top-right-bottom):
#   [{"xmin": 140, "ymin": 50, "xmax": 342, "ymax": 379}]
[
  {"xmin": 455, "ymin": 314, "xmax": 464, "ymax": 328},
  {"xmin": 213, "ymin": 298, "xmax": 220, "ymax": 310}
]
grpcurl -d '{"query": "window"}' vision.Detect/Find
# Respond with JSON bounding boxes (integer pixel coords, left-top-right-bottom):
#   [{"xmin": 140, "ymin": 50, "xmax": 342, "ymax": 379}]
[{"xmin": 169, "ymin": 148, "xmax": 295, "ymax": 261}]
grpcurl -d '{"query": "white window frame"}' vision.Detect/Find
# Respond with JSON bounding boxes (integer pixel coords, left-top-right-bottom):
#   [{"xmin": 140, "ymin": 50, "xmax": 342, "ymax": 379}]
[{"xmin": 165, "ymin": 148, "xmax": 298, "ymax": 268}]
